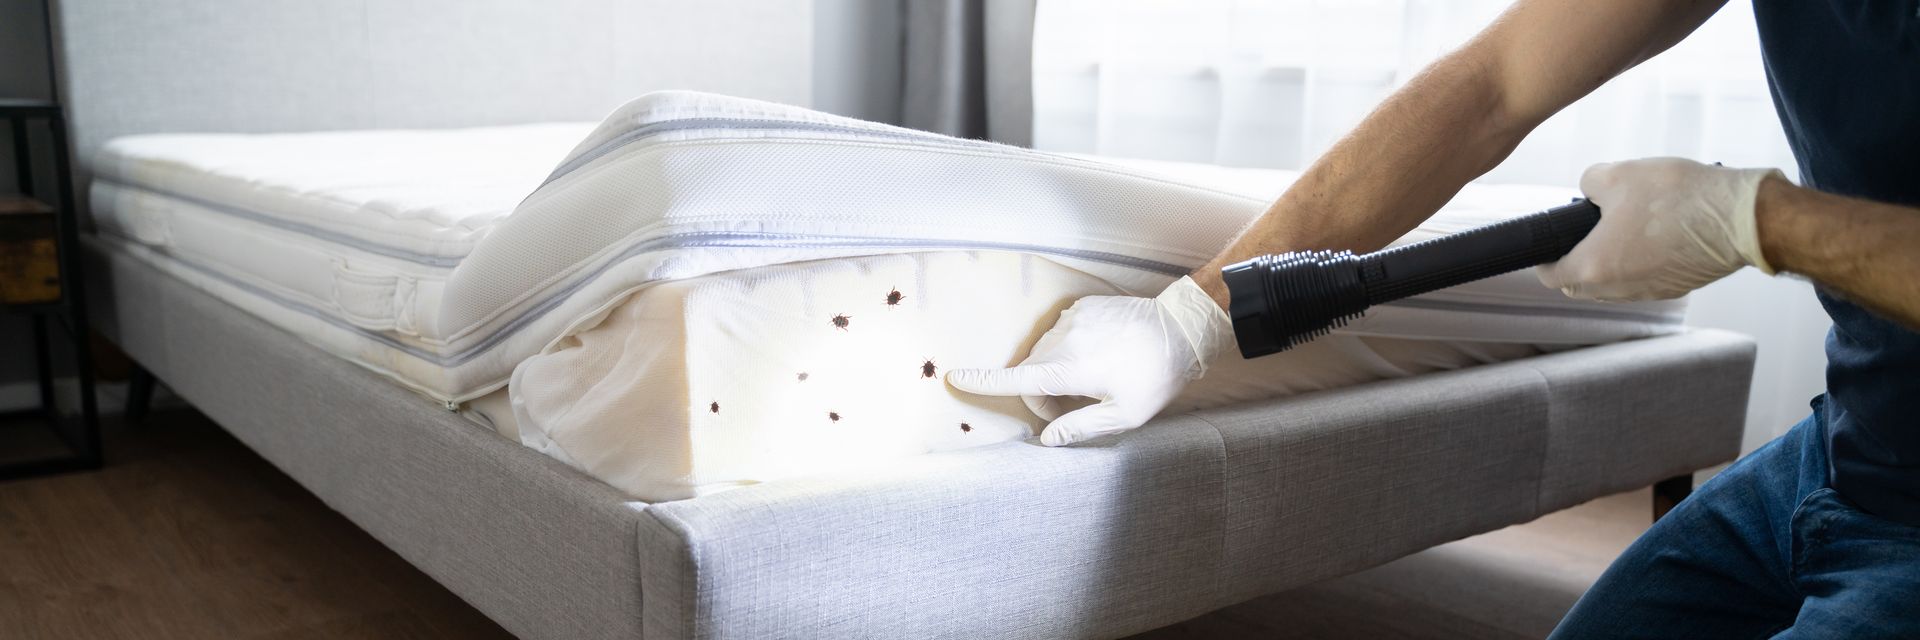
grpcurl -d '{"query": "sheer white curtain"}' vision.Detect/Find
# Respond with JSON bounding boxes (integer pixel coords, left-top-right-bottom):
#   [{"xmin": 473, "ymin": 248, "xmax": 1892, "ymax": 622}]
[
  {"xmin": 1033, "ymin": 0, "xmax": 1829, "ymax": 452},
  {"xmin": 1034, "ymin": 0, "xmax": 1800, "ymax": 181}
]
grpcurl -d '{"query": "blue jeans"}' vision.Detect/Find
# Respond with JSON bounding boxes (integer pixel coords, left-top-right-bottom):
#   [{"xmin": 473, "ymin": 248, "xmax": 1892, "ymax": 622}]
[{"xmin": 1550, "ymin": 397, "xmax": 1920, "ymax": 639}]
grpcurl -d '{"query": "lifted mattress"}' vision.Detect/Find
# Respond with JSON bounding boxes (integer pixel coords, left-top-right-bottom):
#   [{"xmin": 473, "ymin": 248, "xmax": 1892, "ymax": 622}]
[{"xmin": 487, "ymin": 92, "xmax": 1685, "ymax": 499}]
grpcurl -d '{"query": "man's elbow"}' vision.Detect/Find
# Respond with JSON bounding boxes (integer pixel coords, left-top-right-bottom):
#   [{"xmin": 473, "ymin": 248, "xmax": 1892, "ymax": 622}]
[{"xmin": 1423, "ymin": 46, "xmax": 1537, "ymax": 173}]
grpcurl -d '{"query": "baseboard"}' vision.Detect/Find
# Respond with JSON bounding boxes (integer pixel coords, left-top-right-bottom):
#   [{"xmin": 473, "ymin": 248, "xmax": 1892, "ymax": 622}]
[{"xmin": 0, "ymin": 377, "xmax": 161, "ymax": 416}]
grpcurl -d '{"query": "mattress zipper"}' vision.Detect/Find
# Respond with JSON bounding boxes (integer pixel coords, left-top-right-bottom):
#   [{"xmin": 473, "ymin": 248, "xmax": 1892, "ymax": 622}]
[{"xmin": 445, "ymin": 231, "xmax": 1197, "ymax": 363}]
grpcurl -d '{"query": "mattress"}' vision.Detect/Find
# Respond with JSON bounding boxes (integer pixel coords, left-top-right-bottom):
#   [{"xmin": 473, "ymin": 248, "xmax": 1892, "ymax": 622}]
[
  {"xmin": 90, "ymin": 123, "xmax": 595, "ymax": 401},
  {"xmin": 88, "ymin": 91, "xmax": 1685, "ymax": 500}
]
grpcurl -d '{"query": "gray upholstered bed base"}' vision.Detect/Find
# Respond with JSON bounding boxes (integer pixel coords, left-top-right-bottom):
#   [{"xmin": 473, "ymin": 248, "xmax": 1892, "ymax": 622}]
[{"xmin": 86, "ymin": 238, "xmax": 1755, "ymax": 639}]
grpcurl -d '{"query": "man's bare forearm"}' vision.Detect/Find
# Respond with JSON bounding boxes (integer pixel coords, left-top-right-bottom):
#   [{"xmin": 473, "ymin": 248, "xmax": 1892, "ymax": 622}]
[
  {"xmin": 1757, "ymin": 178, "xmax": 1920, "ymax": 329},
  {"xmin": 1189, "ymin": 0, "xmax": 1728, "ymax": 308},
  {"xmin": 1190, "ymin": 50, "xmax": 1524, "ymax": 306}
]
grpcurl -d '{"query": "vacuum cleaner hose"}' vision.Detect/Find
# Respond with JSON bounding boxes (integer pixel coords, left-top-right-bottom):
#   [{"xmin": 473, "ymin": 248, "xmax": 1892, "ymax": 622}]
[{"xmin": 1221, "ymin": 199, "xmax": 1600, "ymax": 358}]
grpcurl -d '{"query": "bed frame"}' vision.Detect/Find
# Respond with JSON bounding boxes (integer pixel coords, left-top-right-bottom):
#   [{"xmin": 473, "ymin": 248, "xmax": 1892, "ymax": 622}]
[{"xmin": 56, "ymin": 2, "xmax": 1756, "ymax": 638}]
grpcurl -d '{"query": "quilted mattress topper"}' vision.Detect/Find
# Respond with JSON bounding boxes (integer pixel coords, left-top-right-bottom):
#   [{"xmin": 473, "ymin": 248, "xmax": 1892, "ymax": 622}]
[
  {"xmin": 93, "ymin": 123, "xmax": 591, "ymax": 262},
  {"xmin": 88, "ymin": 123, "xmax": 595, "ymax": 400}
]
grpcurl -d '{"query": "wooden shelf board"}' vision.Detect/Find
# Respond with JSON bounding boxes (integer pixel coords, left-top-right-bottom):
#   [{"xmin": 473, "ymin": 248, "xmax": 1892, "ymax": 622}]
[{"xmin": 0, "ymin": 195, "xmax": 56, "ymax": 216}]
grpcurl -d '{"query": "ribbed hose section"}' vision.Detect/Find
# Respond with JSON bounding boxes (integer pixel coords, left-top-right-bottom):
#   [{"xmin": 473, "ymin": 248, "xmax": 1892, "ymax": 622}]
[
  {"xmin": 1224, "ymin": 199, "xmax": 1599, "ymax": 358},
  {"xmin": 1224, "ymin": 250, "xmax": 1369, "ymax": 357}
]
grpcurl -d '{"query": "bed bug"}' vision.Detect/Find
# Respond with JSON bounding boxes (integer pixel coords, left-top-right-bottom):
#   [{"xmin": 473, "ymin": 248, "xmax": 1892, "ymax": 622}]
[
  {"xmin": 710, "ymin": 401, "xmax": 720, "ymax": 414},
  {"xmin": 828, "ymin": 411, "xmax": 842, "ymax": 423},
  {"xmin": 885, "ymin": 287, "xmax": 905, "ymax": 307},
  {"xmin": 796, "ymin": 372, "xmax": 809, "ymax": 382},
  {"xmin": 959, "ymin": 422, "xmax": 973, "ymax": 433},
  {"xmin": 920, "ymin": 359, "xmax": 937, "ymax": 379},
  {"xmin": 830, "ymin": 313, "xmax": 852, "ymax": 330}
]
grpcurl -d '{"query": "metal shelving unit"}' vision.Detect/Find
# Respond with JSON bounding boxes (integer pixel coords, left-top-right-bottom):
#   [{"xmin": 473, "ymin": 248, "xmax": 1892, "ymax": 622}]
[{"xmin": 0, "ymin": 97, "xmax": 103, "ymax": 480}]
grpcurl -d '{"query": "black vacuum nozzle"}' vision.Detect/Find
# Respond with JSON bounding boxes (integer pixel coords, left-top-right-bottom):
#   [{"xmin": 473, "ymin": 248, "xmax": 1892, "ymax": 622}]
[{"xmin": 1222, "ymin": 199, "xmax": 1600, "ymax": 358}]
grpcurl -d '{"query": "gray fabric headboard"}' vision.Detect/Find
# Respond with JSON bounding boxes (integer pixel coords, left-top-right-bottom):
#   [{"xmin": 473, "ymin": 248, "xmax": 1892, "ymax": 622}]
[{"xmin": 51, "ymin": 0, "xmax": 814, "ymax": 201}]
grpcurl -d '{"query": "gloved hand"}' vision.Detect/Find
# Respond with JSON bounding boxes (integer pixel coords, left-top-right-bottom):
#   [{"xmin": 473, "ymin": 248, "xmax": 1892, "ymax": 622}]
[
  {"xmin": 945, "ymin": 276, "xmax": 1233, "ymax": 447},
  {"xmin": 1537, "ymin": 157, "xmax": 1784, "ymax": 301}
]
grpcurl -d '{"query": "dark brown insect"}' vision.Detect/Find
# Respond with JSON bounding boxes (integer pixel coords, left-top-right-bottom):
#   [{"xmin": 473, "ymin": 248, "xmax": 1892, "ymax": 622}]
[
  {"xmin": 828, "ymin": 411, "xmax": 842, "ymax": 423},
  {"xmin": 920, "ymin": 359, "xmax": 937, "ymax": 379},
  {"xmin": 830, "ymin": 313, "xmax": 852, "ymax": 330},
  {"xmin": 959, "ymin": 422, "xmax": 973, "ymax": 433},
  {"xmin": 796, "ymin": 372, "xmax": 809, "ymax": 382},
  {"xmin": 709, "ymin": 401, "xmax": 720, "ymax": 414},
  {"xmin": 885, "ymin": 287, "xmax": 905, "ymax": 307}
]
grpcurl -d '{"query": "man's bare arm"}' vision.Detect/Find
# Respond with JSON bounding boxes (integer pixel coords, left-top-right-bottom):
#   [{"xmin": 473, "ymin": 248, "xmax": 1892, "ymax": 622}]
[
  {"xmin": 1757, "ymin": 179, "xmax": 1920, "ymax": 329},
  {"xmin": 1191, "ymin": 0, "xmax": 1728, "ymax": 307}
]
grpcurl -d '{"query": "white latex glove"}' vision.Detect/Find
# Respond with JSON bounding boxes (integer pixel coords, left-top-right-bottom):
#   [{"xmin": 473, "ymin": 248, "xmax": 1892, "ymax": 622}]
[
  {"xmin": 945, "ymin": 276, "xmax": 1233, "ymax": 447},
  {"xmin": 1537, "ymin": 157, "xmax": 1784, "ymax": 301}
]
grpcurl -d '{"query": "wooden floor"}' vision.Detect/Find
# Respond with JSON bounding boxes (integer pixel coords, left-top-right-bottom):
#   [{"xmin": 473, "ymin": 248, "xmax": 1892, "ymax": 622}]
[{"xmin": 1, "ymin": 408, "xmax": 1652, "ymax": 639}]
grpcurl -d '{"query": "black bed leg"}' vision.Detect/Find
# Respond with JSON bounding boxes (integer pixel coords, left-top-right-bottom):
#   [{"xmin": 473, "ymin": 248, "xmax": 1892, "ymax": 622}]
[
  {"xmin": 125, "ymin": 366, "xmax": 156, "ymax": 426},
  {"xmin": 1653, "ymin": 474, "xmax": 1693, "ymax": 522}
]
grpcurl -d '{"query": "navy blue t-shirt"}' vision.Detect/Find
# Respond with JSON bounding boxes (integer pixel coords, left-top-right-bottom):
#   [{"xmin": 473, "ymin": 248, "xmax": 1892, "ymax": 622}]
[{"xmin": 1752, "ymin": 0, "xmax": 1920, "ymax": 525}]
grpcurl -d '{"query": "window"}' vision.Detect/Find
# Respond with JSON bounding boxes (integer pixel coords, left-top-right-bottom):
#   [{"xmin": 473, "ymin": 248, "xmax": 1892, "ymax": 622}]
[{"xmin": 1033, "ymin": 0, "xmax": 1799, "ymax": 186}]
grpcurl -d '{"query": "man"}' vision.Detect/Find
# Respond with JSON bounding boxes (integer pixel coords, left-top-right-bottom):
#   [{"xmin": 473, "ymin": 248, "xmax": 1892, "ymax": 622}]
[{"xmin": 949, "ymin": 0, "xmax": 1920, "ymax": 635}]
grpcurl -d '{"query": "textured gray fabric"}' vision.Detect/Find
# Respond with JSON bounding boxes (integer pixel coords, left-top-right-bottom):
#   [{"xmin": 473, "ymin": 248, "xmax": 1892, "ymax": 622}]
[
  {"xmin": 902, "ymin": 0, "xmax": 1035, "ymax": 145},
  {"xmin": 50, "ymin": 0, "xmax": 814, "ymax": 222},
  {"xmin": 89, "ymin": 237, "xmax": 1753, "ymax": 640},
  {"xmin": 1528, "ymin": 330, "xmax": 1755, "ymax": 512},
  {"xmin": 645, "ymin": 413, "xmax": 1229, "ymax": 639},
  {"xmin": 86, "ymin": 240, "xmax": 651, "ymax": 640},
  {"xmin": 1206, "ymin": 360, "xmax": 1552, "ymax": 605},
  {"xmin": 642, "ymin": 330, "xmax": 1754, "ymax": 640}
]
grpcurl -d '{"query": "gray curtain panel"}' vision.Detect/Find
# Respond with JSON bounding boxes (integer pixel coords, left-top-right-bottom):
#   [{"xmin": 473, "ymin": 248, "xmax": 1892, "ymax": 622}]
[{"xmin": 902, "ymin": 0, "xmax": 1034, "ymax": 146}]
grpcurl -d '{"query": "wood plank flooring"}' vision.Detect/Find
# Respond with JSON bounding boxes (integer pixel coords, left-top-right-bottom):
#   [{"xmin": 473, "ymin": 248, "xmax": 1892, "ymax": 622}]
[
  {"xmin": 1, "ymin": 410, "xmax": 511, "ymax": 639},
  {"xmin": 1, "ymin": 408, "xmax": 1649, "ymax": 639}
]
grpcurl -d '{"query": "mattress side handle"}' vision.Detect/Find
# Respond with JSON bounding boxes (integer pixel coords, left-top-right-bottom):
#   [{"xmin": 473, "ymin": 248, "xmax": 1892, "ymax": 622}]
[{"xmin": 329, "ymin": 258, "xmax": 401, "ymax": 332}]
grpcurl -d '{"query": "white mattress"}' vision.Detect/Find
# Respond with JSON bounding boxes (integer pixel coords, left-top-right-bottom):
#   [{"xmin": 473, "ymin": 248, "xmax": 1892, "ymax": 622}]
[
  {"xmin": 90, "ymin": 123, "xmax": 594, "ymax": 400},
  {"xmin": 88, "ymin": 92, "xmax": 1685, "ymax": 500}
]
